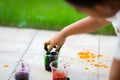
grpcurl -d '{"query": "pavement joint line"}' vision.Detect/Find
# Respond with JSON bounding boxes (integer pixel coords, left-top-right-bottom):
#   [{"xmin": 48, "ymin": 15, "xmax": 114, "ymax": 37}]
[
  {"xmin": 97, "ymin": 35, "xmax": 101, "ymax": 80},
  {"xmin": 8, "ymin": 31, "xmax": 38, "ymax": 80}
]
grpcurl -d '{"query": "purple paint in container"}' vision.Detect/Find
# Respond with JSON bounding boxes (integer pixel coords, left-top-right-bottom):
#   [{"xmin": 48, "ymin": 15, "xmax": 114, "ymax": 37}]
[{"xmin": 15, "ymin": 61, "xmax": 30, "ymax": 80}]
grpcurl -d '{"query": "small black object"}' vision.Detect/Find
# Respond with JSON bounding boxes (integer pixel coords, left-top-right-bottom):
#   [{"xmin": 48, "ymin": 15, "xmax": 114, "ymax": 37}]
[
  {"xmin": 44, "ymin": 52, "xmax": 58, "ymax": 72},
  {"xmin": 67, "ymin": 77, "xmax": 70, "ymax": 80}
]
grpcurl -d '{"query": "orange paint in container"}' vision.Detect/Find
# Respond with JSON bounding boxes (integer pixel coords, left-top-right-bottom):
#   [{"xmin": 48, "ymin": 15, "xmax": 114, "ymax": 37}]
[
  {"xmin": 50, "ymin": 61, "xmax": 69, "ymax": 80},
  {"xmin": 53, "ymin": 71, "xmax": 67, "ymax": 80}
]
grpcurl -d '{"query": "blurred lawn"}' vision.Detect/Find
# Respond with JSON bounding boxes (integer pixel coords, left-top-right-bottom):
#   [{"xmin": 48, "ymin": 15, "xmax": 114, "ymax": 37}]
[{"xmin": 0, "ymin": 0, "xmax": 115, "ymax": 35}]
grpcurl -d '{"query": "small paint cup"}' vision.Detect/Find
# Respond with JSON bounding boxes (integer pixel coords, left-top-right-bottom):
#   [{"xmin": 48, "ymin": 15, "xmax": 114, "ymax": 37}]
[
  {"xmin": 50, "ymin": 61, "xmax": 68, "ymax": 80},
  {"xmin": 44, "ymin": 52, "xmax": 58, "ymax": 72},
  {"xmin": 14, "ymin": 61, "xmax": 30, "ymax": 80}
]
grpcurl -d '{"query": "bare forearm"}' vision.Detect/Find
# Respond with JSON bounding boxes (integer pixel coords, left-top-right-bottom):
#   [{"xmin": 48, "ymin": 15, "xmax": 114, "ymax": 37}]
[{"xmin": 60, "ymin": 16, "xmax": 110, "ymax": 38}]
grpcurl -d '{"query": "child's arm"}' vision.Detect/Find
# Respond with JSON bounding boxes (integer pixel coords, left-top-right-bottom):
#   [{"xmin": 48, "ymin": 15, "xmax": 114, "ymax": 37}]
[
  {"xmin": 44, "ymin": 16, "xmax": 110, "ymax": 53},
  {"xmin": 59, "ymin": 16, "xmax": 110, "ymax": 36}
]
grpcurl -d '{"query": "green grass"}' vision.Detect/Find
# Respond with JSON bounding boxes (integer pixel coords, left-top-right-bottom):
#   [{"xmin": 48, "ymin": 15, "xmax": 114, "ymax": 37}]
[{"xmin": 0, "ymin": 0, "xmax": 115, "ymax": 35}]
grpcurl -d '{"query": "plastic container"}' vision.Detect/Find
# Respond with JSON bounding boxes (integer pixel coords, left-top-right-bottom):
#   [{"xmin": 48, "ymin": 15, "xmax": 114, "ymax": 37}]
[
  {"xmin": 14, "ymin": 61, "xmax": 30, "ymax": 80},
  {"xmin": 50, "ymin": 61, "xmax": 68, "ymax": 80}
]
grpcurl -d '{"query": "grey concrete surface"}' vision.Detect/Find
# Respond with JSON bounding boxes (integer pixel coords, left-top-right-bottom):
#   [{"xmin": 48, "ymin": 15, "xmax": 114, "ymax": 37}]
[{"xmin": 0, "ymin": 27, "xmax": 119, "ymax": 80}]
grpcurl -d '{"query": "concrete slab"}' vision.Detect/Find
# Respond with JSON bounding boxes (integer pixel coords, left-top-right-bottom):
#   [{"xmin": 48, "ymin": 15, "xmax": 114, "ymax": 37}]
[
  {"xmin": 0, "ymin": 27, "xmax": 37, "ymax": 53},
  {"xmin": 0, "ymin": 27, "xmax": 119, "ymax": 80},
  {"xmin": 0, "ymin": 52, "xmax": 20, "ymax": 80}
]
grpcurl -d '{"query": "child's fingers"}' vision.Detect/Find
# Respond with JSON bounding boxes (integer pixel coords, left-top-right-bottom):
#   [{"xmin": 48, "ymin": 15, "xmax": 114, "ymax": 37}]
[
  {"xmin": 56, "ymin": 45, "xmax": 62, "ymax": 54},
  {"xmin": 44, "ymin": 41, "xmax": 50, "ymax": 51},
  {"xmin": 48, "ymin": 43, "xmax": 55, "ymax": 53}
]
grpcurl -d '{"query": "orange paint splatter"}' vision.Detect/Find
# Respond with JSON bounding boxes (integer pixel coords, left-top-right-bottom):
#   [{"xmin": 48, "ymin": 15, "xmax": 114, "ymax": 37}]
[
  {"xmin": 3, "ymin": 64, "xmax": 9, "ymax": 68},
  {"xmin": 84, "ymin": 67, "xmax": 89, "ymax": 70},
  {"xmin": 91, "ymin": 59, "xmax": 95, "ymax": 62},
  {"xmin": 77, "ymin": 51, "xmax": 109, "ymax": 69},
  {"xmin": 78, "ymin": 51, "xmax": 96, "ymax": 59},
  {"xmin": 87, "ymin": 59, "xmax": 91, "ymax": 62},
  {"xmin": 91, "ymin": 72, "xmax": 96, "ymax": 74},
  {"xmin": 103, "ymin": 64, "xmax": 109, "ymax": 68},
  {"xmin": 97, "ymin": 53, "xmax": 103, "ymax": 58},
  {"xmin": 70, "ymin": 57, "xmax": 74, "ymax": 60}
]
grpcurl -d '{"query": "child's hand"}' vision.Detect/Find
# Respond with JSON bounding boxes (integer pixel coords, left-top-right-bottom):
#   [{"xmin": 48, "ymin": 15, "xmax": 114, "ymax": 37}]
[{"xmin": 44, "ymin": 32, "xmax": 66, "ymax": 53}]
